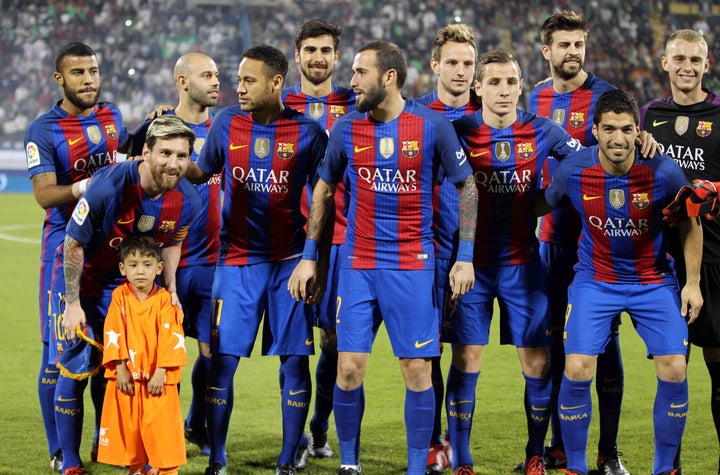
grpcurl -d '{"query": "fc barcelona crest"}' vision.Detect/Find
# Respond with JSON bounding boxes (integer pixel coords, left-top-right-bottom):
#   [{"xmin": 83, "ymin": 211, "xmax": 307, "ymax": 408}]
[
  {"xmin": 104, "ymin": 124, "xmax": 117, "ymax": 139},
  {"xmin": 569, "ymin": 112, "xmax": 584, "ymax": 128},
  {"xmin": 552, "ymin": 109, "xmax": 565, "ymax": 125},
  {"xmin": 254, "ymin": 138, "xmax": 270, "ymax": 158},
  {"xmin": 697, "ymin": 121, "xmax": 713, "ymax": 137},
  {"xmin": 329, "ymin": 105, "xmax": 346, "ymax": 119},
  {"xmin": 137, "ymin": 215, "xmax": 155, "ymax": 232},
  {"xmin": 380, "ymin": 138, "xmax": 394, "ymax": 159},
  {"xmin": 158, "ymin": 220, "xmax": 176, "ymax": 233},
  {"xmin": 675, "ymin": 116, "xmax": 689, "ymax": 136},
  {"xmin": 516, "ymin": 142, "xmax": 534, "ymax": 160},
  {"xmin": 87, "ymin": 125, "xmax": 102, "ymax": 145},
  {"xmin": 401, "ymin": 140, "xmax": 419, "ymax": 158},
  {"xmin": 631, "ymin": 192, "xmax": 649, "ymax": 209},
  {"xmin": 276, "ymin": 142, "xmax": 295, "ymax": 160},
  {"xmin": 309, "ymin": 102, "xmax": 324, "ymax": 119},
  {"xmin": 495, "ymin": 141, "xmax": 511, "ymax": 162},
  {"xmin": 609, "ymin": 189, "xmax": 625, "ymax": 209}
]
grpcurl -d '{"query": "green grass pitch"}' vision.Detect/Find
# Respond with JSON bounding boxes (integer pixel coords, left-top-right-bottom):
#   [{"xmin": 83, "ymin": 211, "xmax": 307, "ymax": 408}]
[{"xmin": 0, "ymin": 192, "xmax": 715, "ymax": 474}]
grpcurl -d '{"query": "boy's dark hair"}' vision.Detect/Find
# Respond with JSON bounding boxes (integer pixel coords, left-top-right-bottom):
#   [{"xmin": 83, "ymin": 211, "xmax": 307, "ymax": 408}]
[
  {"xmin": 540, "ymin": 10, "xmax": 589, "ymax": 45},
  {"xmin": 119, "ymin": 235, "xmax": 162, "ymax": 263},
  {"xmin": 55, "ymin": 42, "xmax": 96, "ymax": 72},
  {"xmin": 593, "ymin": 89, "xmax": 639, "ymax": 126},
  {"xmin": 295, "ymin": 19, "xmax": 342, "ymax": 52},
  {"xmin": 243, "ymin": 44, "xmax": 289, "ymax": 82}
]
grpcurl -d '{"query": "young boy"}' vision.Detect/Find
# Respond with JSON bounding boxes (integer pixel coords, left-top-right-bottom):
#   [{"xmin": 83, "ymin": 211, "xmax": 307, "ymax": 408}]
[{"xmin": 98, "ymin": 236, "xmax": 188, "ymax": 475}]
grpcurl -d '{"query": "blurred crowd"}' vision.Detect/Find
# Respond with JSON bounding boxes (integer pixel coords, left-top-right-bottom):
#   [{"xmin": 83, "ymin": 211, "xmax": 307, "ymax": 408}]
[{"xmin": 1, "ymin": 0, "xmax": 718, "ymax": 148}]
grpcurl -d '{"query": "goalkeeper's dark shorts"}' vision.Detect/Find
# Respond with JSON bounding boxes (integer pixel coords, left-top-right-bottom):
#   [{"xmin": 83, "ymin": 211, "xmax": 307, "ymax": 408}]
[{"xmin": 688, "ymin": 262, "xmax": 720, "ymax": 348}]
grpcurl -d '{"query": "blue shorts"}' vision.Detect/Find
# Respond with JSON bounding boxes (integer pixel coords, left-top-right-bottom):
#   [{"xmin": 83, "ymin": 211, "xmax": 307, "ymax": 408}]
[
  {"xmin": 313, "ymin": 244, "xmax": 341, "ymax": 330},
  {"xmin": 39, "ymin": 259, "xmax": 59, "ymax": 342},
  {"xmin": 336, "ymin": 269, "xmax": 439, "ymax": 359},
  {"xmin": 210, "ymin": 259, "xmax": 314, "ymax": 357},
  {"xmin": 176, "ymin": 265, "xmax": 214, "ymax": 343},
  {"xmin": 442, "ymin": 260, "xmax": 551, "ymax": 347},
  {"xmin": 565, "ymin": 280, "xmax": 688, "ymax": 357}
]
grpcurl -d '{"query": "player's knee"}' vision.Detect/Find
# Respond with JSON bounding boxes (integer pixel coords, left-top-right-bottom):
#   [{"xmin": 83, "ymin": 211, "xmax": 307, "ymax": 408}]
[
  {"xmin": 656, "ymin": 354, "xmax": 687, "ymax": 382},
  {"xmin": 564, "ymin": 355, "xmax": 595, "ymax": 381}
]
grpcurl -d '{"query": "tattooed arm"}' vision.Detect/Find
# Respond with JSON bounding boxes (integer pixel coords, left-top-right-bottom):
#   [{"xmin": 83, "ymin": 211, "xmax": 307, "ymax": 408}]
[
  {"xmin": 449, "ymin": 174, "xmax": 478, "ymax": 301},
  {"xmin": 62, "ymin": 234, "xmax": 86, "ymax": 341}
]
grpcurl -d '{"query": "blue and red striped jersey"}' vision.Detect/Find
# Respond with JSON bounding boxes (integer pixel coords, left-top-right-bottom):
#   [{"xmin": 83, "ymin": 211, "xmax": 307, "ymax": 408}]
[
  {"xmin": 320, "ymin": 99, "xmax": 471, "ymax": 270},
  {"xmin": 65, "ymin": 160, "xmax": 201, "ymax": 297},
  {"xmin": 133, "ymin": 111, "xmax": 220, "ymax": 267},
  {"xmin": 453, "ymin": 109, "xmax": 582, "ymax": 266},
  {"xmin": 25, "ymin": 101, "xmax": 129, "ymax": 262},
  {"xmin": 545, "ymin": 147, "xmax": 689, "ymax": 283},
  {"xmin": 528, "ymin": 73, "xmax": 615, "ymax": 246},
  {"xmin": 197, "ymin": 105, "xmax": 327, "ymax": 265},
  {"xmin": 283, "ymin": 84, "xmax": 356, "ymax": 245},
  {"xmin": 417, "ymin": 90, "xmax": 481, "ymax": 259}
]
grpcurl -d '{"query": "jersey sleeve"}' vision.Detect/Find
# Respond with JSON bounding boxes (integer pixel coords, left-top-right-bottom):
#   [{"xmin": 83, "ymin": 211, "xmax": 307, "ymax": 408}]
[
  {"xmin": 319, "ymin": 119, "xmax": 349, "ymax": 184},
  {"xmin": 196, "ymin": 111, "xmax": 227, "ymax": 175},
  {"xmin": 102, "ymin": 288, "xmax": 129, "ymax": 372},
  {"xmin": 25, "ymin": 118, "xmax": 57, "ymax": 178},
  {"xmin": 156, "ymin": 293, "xmax": 188, "ymax": 370},
  {"xmin": 437, "ymin": 116, "xmax": 471, "ymax": 184},
  {"xmin": 545, "ymin": 161, "xmax": 570, "ymax": 208},
  {"xmin": 65, "ymin": 166, "xmax": 116, "ymax": 244},
  {"xmin": 547, "ymin": 119, "xmax": 584, "ymax": 160},
  {"xmin": 306, "ymin": 123, "xmax": 329, "ymax": 188},
  {"xmin": 130, "ymin": 120, "xmax": 152, "ymax": 157}
]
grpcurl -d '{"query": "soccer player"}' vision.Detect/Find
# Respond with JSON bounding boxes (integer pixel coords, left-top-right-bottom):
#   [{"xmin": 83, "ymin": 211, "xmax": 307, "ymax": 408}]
[
  {"xmin": 640, "ymin": 28, "xmax": 720, "ymax": 474},
  {"xmin": 526, "ymin": 11, "xmax": 627, "ymax": 474},
  {"xmin": 98, "ymin": 236, "xmax": 188, "ymax": 475},
  {"xmin": 24, "ymin": 41, "xmax": 129, "ymax": 473},
  {"xmin": 545, "ymin": 89, "xmax": 702, "ymax": 475},
  {"xmin": 450, "ymin": 50, "xmax": 584, "ymax": 475},
  {"xmin": 184, "ymin": 44, "xmax": 328, "ymax": 475},
  {"xmin": 56, "ymin": 115, "xmax": 201, "ymax": 475},
  {"xmin": 416, "ymin": 22, "xmax": 480, "ymax": 475},
  {"xmin": 282, "ymin": 19, "xmax": 356, "ymax": 462},
  {"xmin": 132, "ymin": 52, "xmax": 221, "ymax": 456},
  {"xmin": 289, "ymin": 40, "xmax": 478, "ymax": 475}
]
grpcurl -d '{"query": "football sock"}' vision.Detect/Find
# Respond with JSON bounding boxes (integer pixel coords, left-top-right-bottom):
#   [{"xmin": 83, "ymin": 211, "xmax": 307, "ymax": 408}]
[
  {"xmin": 89, "ymin": 371, "xmax": 106, "ymax": 448},
  {"xmin": 55, "ymin": 374, "xmax": 88, "ymax": 470},
  {"xmin": 310, "ymin": 349, "xmax": 337, "ymax": 434},
  {"xmin": 558, "ymin": 375, "xmax": 592, "ymax": 475},
  {"xmin": 595, "ymin": 333, "xmax": 623, "ymax": 455},
  {"xmin": 430, "ymin": 356, "xmax": 445, "ymax": 443},
  {"xmin": 653, "ymin": 378, "xmax": 688, "ymax": 474},
  {"xmin": 405, "ymin": 387, "xmax": 435, "ymax": 474},
  {"xmin": 186, "ymin": 353, "xmax": 211, "ymax": 431},
  {"xmin": 548, "ymin": 331, "xmax": 565, "ymax": 448},
  {"xmin": 334, "ymin": 383, "xmax": 365, "ymax": 466},
  {"xmin": 707, "ymin": 361, "xmax": 720, "ymax": 446},
  {"xmin": 39, "ymin": 342, "xmax": 60, "ymax": 455},
  {"xmin": 278, "ymin": 355, "xmax": 311, "ymax": 466},
  {"xmin": 205, "ymin": 353, "xmax": 239, "ymax": 465},
  {"xmin": 445, "ymin": 365, "xmax": 479, "ymax": 468},
  {"xmin": 524, "ymin": 372, "xmax": 552, "ymax": 457}
]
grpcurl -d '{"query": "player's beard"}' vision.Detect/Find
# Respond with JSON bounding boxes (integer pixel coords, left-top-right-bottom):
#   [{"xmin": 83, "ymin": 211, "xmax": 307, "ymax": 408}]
[
  {"xmin": 150, "ymin": 164, "xmax": 183, "ymax": 193},
  {"xmin": 551, "ymin": 56, "xmax": 583, "ymax": 81},
  {"xmin": 301, "ymin": 62, "xmax": 332, "ymax": 86},
  {"xmin": 64, "ymin": 84, "xmax": 101, "ymax": 111},
  {"xmin": 188, "ymin": 82, "xmax": 218, "ymax": 108},
  {"xmin": 355, "ymin": 78, "xmax": 386, "ymax": 113}
]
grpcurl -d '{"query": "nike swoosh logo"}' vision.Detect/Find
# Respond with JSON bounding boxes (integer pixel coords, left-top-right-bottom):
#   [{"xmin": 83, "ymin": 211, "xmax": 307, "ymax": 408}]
[
  {"xmin": 560, "ymin": 404, "xmax": 586, "ymax": 410},
  {"xmin": 531, "ymin": 405, "xmax": 548, "ymax": 411},
  {"xmin": 57, "ymin": 396, "xmax": 79, "ymax": 402},
  {"xmin": 117, "ymin": 219, "xmax": 134, "ymax": 225},
  {"xmin": 45, "ymin": 368, "xmax": 60, "ymax": 374},
  {"xmin": 683, "ymin": 339, "xmax": 688, "ymax": 346},
  {"xmin": 354, "ymin": 145, "xmax": 373, "ymax": 153},
  {"xmin": 229, "ymin": 144, "xmax": 248, "ymax": 150},
  {"xmin": 414, "ymin": 338, "xmax": 434, "ymax": 348},
  {"xmin": 582, "ymin": 193, "xmax": 601, "ymax": 201},
  {"xmin": 470, "ymin": 151, "xmax": 489, "ymax": 157},
  {"xmin": 653, "ymin": 120, "xmax": 668, "ymax": 127},
  {"xmin": 670, "ymin": 401, "xmax": 688, "ymax": 409},
  {"xmin": 602, "ymin": 376, "xmax": 621, "ymax": 383},
  {"xmin": 449, "ymin": 399, "xmax": 472, "ymax": 406},
  {"xmin": 305, "ymin": 338, "xmax": 313, "ymax": 346},
  {"xmin": 289, "ymin": 389, "xmax": 308, "ymax": 396},
  {"xmin": 208, "ymin": 386, "xmax": 227, "ymax": 391},
  {"xmin": 68, "ymin": 137, "xmax": 84, "ymax": 146}
]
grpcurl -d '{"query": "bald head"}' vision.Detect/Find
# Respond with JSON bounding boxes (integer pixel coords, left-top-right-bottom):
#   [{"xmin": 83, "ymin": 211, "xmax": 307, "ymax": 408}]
[{"xmin": 174, "ymin": 53, "xmax": 219, "ymax": 110}]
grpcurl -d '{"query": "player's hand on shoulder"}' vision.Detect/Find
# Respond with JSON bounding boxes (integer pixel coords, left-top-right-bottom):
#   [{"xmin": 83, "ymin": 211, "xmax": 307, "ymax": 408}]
[
  {"xmin": 636, "ymin": 130, "xmax": 658, "ymax": 159},
  {"xmin": 145, "ymin": 104, "xmax": 174, "ymax": 121}
]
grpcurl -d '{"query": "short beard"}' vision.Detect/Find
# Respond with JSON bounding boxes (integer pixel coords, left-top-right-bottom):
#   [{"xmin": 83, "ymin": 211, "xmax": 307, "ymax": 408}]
[
  {"xmin": 551, "ymin": 61, "xmax": 583, "ymax": 81},
  {"xmin": 64, "ymin": 85, "xmax": 100, "ymax": 110},
  {"xmin": 356, "ymin": 84, "xmax": 385, "ymax": 113}
]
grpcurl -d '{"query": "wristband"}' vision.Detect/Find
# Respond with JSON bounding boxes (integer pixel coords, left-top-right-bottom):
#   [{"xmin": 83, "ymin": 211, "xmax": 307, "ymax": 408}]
[
  {"xmin": 78, "ymin": 178, "xmax": 89, "ymax": 195},
  {"xmin": 456, "ymin": 240, "xmax": 474, "ymax": 263},
  {"xmin": 302, "ymin": 238, "xmax": 318, "ymax": 261}
]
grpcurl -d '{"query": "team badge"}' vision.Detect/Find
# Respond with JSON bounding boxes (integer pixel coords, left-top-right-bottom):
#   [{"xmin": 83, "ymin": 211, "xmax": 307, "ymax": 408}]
[
  {"xmin": 72, "ymin": 198, "xmax": 90, "ymax": 225},
  {"xmin": 104, "ymin": 124, "xmax": 117, "ymax": 139},
  {"xmin": 137, "ymin": 215, "xmax": 155, "ymax": 232},
  {"xmin": 696, "ymin": 121, "xmax": 713, "ymax": 137},
  {"xmin": 254, "ymin": 138, "xmax": 270, "ymax": 158},
  {"xmin": 87, "ymin": 125, "xmax": 102, "ymax": 145},
  {"xmin": 495, "ymin": 141, "xmax": 511, "ymax": 162},
  {"xmin": 309, "ymin": 102, "xmax": 323, "ymax": 119},
  {"xmin": 379, "ymin": 138, "xmax": 394, "ymax": 159},
  {"xmin": 516, "ymin": 142, "xmax": 534, "ymax": 160},
  {"xmin": 329, "ymin": 105, "xmax": 346, "ymax": 119},
  {"xmin": 276, "ymin": 142, "xmax": 295, "ymax": 160},
  {"xmin": 26, "ymin": 141, "xmax": 40, "ymax": 168},
  {"xmin": 193, "ymin": 138, "xmax": 205, "ymax": 155},
  {"xmin": 552, "ymin": 109, "xmax": 565, "ymax": 125},
  {"xmin": 158, "ymin": 220, "xmax": 176, "ymax": 233},
  {"xmin": 674, "ymin": 116, "xmax": 689, "ymax": 136},
  {"xmin": 569, "ymin": 111, "xmax": 584, "ymax": 128},
  {"xmin": 401, "ymin": 140, "xmax": 420, "ymax": 158},
  {"xmin": 609, "ymin": 189, "xmax": 625, "ymax": 209},
  {"xmin": 631, "ymin": 192, "xmax": 649, "ymax": 209}
]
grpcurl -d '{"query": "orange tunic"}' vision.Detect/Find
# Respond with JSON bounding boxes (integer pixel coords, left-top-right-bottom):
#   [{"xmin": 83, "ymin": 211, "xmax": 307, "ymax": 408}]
[{"xmin": 97, "ymin": 283, "xmax": 188, "ymax": 469}]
